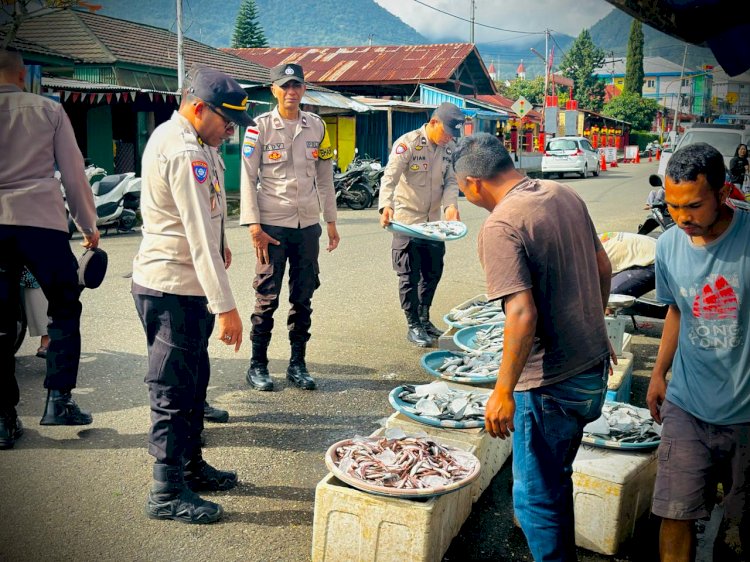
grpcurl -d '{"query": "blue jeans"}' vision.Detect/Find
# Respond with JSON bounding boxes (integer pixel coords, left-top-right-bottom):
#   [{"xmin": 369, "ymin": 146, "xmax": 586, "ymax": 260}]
[{"xmin": 513, "ymin": 359, "xmax": 609, "ymax": 562}]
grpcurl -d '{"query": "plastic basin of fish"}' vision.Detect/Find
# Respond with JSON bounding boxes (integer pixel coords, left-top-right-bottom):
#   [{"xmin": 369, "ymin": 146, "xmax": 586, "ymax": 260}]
[
  {"xmin": 443, "ymin": 296, "xmax": 505, "ymax": 329},
  {"xmin": 581, "ymin": 400, "xmax": 660, "ymax": 451},
  {"xmin": 388, "ymin": 385, "xmax": 486, "ymax": 429},
  {"xmin": 420, "ymin": 350, "xmax": 497, "ymax": 385},
  {"xmin": 452, "ymin": 322, "xmax": 504, "ymax": 353},
  {"xmin": 324, "ymin": 437, "xmax": 481, "ymax": 500},
  {"xmin": 385, "ymin": 220, "xmax": 468, "ymax": 242}
]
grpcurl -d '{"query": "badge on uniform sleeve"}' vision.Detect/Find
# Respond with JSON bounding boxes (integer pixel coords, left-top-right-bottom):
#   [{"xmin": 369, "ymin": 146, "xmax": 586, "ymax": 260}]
[
  {"xmin": 395, "ymin": 143, "xmax": 408, "ymax": 155},
  {"xmin": 192, "ymin": 160, "xmax": 208, "ymax": 183}
]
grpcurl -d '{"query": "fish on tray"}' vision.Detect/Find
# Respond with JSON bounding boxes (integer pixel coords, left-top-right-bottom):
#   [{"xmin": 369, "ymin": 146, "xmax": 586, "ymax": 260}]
[
  {"xmin": 333, "ymin": 433, "xmax": 477, "ymax": 490},
  {"xmin": 436, "ymin": 350, "xmax": 500, "ymax": 379},
  {"xmin": 583, "ymin": 402, "xmax": 662, "ymax": 444},
  {"xmin": 445, "ymin": 300, "xmax": 506, "ymax": 327},
  {"xmin": 397, "ymin": 381, "xmax": 488, "ymax": 421}
]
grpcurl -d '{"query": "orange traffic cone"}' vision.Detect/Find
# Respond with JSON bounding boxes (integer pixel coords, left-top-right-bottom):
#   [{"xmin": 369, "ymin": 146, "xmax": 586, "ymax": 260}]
[
  {"xmin": 656, "ymin": 149, "xmax": 661, "ymax": 161},
  {"xmin": 635, "ymin": 151, "xmax": 640, "ymax": 164},
  {"xmin": 600, "ymin": 152, "xmax": 607, "ymax": 172},
  {"xmin": 648, "ymin": 151, "xmax": 653, "ymax": 162}
]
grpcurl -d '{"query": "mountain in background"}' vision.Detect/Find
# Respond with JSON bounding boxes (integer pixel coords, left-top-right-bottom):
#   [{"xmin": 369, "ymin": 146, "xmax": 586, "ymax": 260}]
[{"xmin": 92, "ymin": 0, "xmax": 427, "ymax": 48}]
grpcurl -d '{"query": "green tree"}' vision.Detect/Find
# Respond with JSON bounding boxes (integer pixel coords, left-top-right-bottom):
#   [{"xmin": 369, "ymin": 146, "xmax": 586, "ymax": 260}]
[
  {"xmin": 602, "ymin": 92, "xmax": 660, "ymax": 131},
  {"xmin": 497, "ymin": 75, "xmax": 545, "ymax": 106},
  {"xmin": 623, "ymin": 20, "xmax": 644, "ymax": 95},
  {"xmin": 231, "ymin": 0, "xmax": 268, "ymax": 49},
  {"xmin": 560, "ymin": 30, "xmax": 606, "ymax": 112}
]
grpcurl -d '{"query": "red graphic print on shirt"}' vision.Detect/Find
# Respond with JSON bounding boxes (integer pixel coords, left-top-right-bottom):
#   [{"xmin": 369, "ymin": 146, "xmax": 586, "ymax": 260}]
[{"xmin": 692, "ymin": 275, "xmax": 738, "ymax": 320}]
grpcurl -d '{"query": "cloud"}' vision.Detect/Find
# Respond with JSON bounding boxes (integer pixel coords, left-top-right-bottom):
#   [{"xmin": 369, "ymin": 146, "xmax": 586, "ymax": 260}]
[{"xmin": 374, "ymin": 0, "xmax": 614, "ymax": 43}]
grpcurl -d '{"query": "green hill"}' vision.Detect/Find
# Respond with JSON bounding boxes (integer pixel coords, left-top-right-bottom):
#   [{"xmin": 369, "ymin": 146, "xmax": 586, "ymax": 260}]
[{"xmin": 92, "ymin": 0, "xmax": 427, "ymax": 47}]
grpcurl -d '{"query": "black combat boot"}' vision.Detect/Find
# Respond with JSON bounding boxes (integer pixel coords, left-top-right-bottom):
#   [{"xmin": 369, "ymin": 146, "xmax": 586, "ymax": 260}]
[
  {"xmin": 0, "ymin": 408, "xmax": 23, "ymax": 450},
  {"xmin": 419, "ymin": 305, "xmax": 444, "ymax": 339},
  {"xmin": 203, "ymin": 400, "xmax": 229, "ymax": 423},
  {"xmin": 406, "ymin": 312, "xmax": 432, "ymax": 347},
  {"xmin": 39, "ymin": 389, "xmax": 93, "ymax": 426},
  {"xmin": 286, "ymin": 340, "xmax": 316, "ymax": 390},
  {"xmin": 184, "ymin": 456, "xmax": 238, "ymax": 492},
  {"xmin": 246, "ymin": 335, "xmax": 273, "ymax": 391},
  {"xmin": 146, "ymin": 463, "xmax": 223, "ymax": 524}
]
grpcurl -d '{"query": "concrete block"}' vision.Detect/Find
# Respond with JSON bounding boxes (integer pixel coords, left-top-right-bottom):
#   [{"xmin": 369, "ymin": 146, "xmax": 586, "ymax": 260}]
[
  {"xmin": 573, "ymin": 445, "xmax": 658, "ymax": 555},
  {"xmin": 311, "ymin": 428, "xmax": 475, "ymax": 562},
  {"xmin": 385, "ymin": 409, "xmax": 511, "ymax": 503},
  {"xmin": 606, "ymin": 352, "xmax": 633, "ymax": 403}
]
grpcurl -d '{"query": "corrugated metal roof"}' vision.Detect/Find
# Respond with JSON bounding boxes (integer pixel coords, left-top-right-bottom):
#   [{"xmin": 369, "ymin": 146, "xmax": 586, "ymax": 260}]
[
  {"xmin": 352, "ymin": 97, "xmax": 436, "ymax": 111},
  {"xmin": 225, "ymin": 44, "xmax": 484, "ymax": 85},
  {"xmin": 42, "ymin": 76, "xmax": 177, "ymax": 95},
  {"xmin": 301, "ymin": 90, "xmax": 370, "ymax": 112},
  {"xmin": 13, "ymin": 10, "xmax": 269, "ymax": 85},
  {"xmin": 594, "ymin": 56, "xmax": 696, "ymax": 77}
]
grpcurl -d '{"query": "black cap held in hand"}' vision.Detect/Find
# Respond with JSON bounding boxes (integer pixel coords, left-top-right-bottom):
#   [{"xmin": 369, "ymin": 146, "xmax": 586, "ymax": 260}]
[
  {"xmin": 78, "ymin": 247, "xmax": 108, "ymax": 289},
  {"xmin": 270, "ymin": 63, "xmax": 305, "ymax": 86},
  {"xmin": 433, "ymin": 102, "xmax": 465, "ymax": 137},
  {"xmin": 186, "ymin": 64, "xmax": 255, "ymax": 127}
]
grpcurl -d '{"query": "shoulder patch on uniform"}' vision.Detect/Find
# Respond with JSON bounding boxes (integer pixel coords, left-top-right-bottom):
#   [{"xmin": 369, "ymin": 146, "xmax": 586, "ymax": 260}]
[
  {"xmin": 192, "ymin": 160, "xmax": 208, "ymax": 183},
  {"xmin": 318, "ymin": 126, "xmax": 333, "ymax": 160},
  {"xmin": 395, "ymin": 142, "xmax": 408, "ymax": 155},
  {"xmin": 243, "ymin": 126, "xmax": 260, "ymax": 158}
]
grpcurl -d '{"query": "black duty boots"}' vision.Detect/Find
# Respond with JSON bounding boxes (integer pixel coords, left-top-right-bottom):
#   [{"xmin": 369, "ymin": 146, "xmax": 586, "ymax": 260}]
[
  {"xmin": 286, "ymin": 340, "xmax": 316, "ymax": 390},
  {"xmin": 419, "ymin": 305, "xmax": 443, "ymax": 339},
  {"xmin": 406, "ymin": 313, "xmax": 432, "ymax": 347},
  {"xmin": 184, "ymin": 457, "xmax": 238, "ymax": 492},
  {"xmin": 203, "ymin": 401, "xmax": 229, "ymax": 423},
  {"xmin": 0, "ymin": 408, "xmax": 23, "ymax": 450},
  {"xmin": 246, "ymin": 336, "xmax": 273, "ymax": 391},
  {"xmin": 40, "ymin": 390, "xmax": 93, "ymax": 426},
  {"xmin": 146, "ymin": 463, "xmax": 223, "ymax": 524}
]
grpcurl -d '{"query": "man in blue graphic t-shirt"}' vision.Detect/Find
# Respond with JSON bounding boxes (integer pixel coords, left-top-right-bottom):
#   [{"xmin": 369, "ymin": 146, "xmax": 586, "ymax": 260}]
[{"xmin": 647, "ymin": 142, "xmax": 749, "ymax": 561}]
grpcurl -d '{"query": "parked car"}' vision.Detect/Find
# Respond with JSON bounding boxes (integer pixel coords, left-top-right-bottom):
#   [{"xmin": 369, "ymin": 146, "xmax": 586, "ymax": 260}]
[
  {"xmin": 657, "ymin": 123, "xmax": 750, "ymax": 179},
  {"xmin": 541, "ymin": 136, "xmax": 601, "ymax": 179}
]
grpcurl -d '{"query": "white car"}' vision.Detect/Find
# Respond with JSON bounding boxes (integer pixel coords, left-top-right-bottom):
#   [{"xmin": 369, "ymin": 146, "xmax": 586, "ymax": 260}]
[
  {"xmin": 542, "ymin": 136, "xmax": 601, "ymax": 179},
  {"xmin": 657, "ymin": 124, "xmax": 750, "ymax": 179}
]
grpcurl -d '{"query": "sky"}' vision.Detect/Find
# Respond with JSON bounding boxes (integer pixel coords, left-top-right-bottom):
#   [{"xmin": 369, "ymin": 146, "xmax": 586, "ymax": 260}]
[{"xmin": 373, "ymin": 0, "xmax": 614, "ymax": 43}]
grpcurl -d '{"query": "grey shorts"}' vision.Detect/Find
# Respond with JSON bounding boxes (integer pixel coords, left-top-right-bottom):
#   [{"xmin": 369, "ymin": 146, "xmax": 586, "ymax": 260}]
[{"xmin": 652, "ymin": 400, "xmax": 750, "ymax": 523}]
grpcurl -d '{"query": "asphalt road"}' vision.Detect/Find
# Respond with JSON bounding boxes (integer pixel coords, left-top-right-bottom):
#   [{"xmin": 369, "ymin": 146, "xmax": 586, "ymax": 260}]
[{"xmin": 1, "ymin": 162, "xmax": 666, "ymax": 561}]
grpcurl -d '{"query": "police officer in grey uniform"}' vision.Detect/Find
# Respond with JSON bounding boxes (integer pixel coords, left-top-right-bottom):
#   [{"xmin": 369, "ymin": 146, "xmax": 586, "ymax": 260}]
[
  {"xmin": 379, "ymin": 102, "xmax": 464, "ymax": 347},
  {"xmin": 240, "ymin": 63, "xmax": 339, "ymax": 392},
  {"xmin": 1, "ymin": 49, "xmax": 99, "ymax": 450},
  {"xmin": 132, "ymin": 65, "xmax": 250, "ymax": 524}
]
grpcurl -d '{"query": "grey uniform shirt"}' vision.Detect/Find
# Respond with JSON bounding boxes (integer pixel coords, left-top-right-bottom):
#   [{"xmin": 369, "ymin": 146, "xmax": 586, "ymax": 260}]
[
  {"xmin": 378, "ymin": 125, "xmax": 459, "ymax": 224},
  {"xmin": 0, "ymin": 84, "xmax": 96, "ymax": 234},
  {"xmin": 239, "ymin": 106, "xmax": 336, "ymax": 228},
  {"xmin": 133, "ymin": 111, "xmax": 236, "ymax": 314}
]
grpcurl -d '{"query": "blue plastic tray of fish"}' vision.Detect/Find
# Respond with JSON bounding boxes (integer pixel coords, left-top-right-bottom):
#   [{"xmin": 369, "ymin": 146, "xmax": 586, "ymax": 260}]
[
  {"xmin": 452, "ymin": 323, "xmax": 505, "ymax": 353},
  {"xmin": 420, "ymin": 350, "xmax": 498, "ymax": 385},
  {"xmin": 385, "ymin": 220, "xmax": 468, "ymax": 242},
  {"xmin": 581, "ymin": 401, "xmax": 661, "ymax": 450},
  {"xmin": 388, "ymin": 385, "xmax": 486, "ymax": 429}
]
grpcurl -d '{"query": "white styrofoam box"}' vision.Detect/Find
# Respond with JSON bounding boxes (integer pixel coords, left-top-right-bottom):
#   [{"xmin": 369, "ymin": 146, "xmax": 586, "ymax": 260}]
[
  {"xmin": 572, "ymin": 445, "xmax": 658, "ymax": 555},
  {"xmin": 606, "ymin": 351, "xmax": 633, "ymax": 403},
  {"xmin": 605, "ymin": 316, "xmax": 629, "ymax": 356},
  {"xmin": 385, "ymin": 409, "xmax": 511, "ymax": 503},
  {"xmin": 621, "ymin": 332, "xmax": 633, "ymax": 355},
  {"xmin": 437, "ymin": 325, "xmax": 461, "ymax": 352},
  {"xmin": 311, "ymin": 428, "xmax": 476, "ymax": 562}
]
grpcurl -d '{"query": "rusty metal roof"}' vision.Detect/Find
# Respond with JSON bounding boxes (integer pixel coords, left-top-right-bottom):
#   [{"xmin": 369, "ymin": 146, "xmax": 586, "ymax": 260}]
[{"xmin": 224, "ymin": 44, "xmax": 496, "ymax": 95}]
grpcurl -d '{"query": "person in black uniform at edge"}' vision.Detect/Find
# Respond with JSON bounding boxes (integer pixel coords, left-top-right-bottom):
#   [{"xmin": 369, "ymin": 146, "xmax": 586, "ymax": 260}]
[
  {"xmin": 131, "ymin": 65, "xmax": 249, "ymax": 523},
  {"xmin": 378, "ymin": 102, "xmax": 463, "ymax": 347},
  {"xmin": 240, "ymin": 63, "xmax": 339, "ymax": 392},
  {"xmin": 1, "ymin": 48, "xmax": 100, "ymax": 450}
]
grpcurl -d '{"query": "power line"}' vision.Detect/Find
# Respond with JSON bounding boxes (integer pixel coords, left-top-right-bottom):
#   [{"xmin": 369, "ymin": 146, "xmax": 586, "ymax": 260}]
[{"xmin": 409, "ymin": 0, "xmax": 545, "ymax": 35}]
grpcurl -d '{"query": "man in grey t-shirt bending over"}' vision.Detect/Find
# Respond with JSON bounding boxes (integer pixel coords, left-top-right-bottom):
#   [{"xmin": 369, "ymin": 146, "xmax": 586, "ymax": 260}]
[{"xmin": 452, "ymin": 133, "xmax": 615, "ymax": 561}]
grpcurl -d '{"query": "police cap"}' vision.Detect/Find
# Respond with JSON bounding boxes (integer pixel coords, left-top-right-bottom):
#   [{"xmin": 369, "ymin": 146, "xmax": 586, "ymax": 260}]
[
  {"xmin": 186, "ymin": 64, "xmax": 255, "ymax": 127},
  {"xmin": 432, "ymin": 102, "xmax": 465, "ymax": 137},
  {"xmin": 270, "ymin": 63, "xmax": 305, "ymax": 86}
]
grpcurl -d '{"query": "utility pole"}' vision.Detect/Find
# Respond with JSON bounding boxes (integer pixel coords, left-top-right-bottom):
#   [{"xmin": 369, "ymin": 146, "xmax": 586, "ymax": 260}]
[
  {"xmin": 176, "ymin": 0, "xmax": 184, "ymax": 93},
  {"xmin": 470, "ymin": 0, "xmax": 475, "ymax": 43},
  {"xmin": 671, "ymin": 44, "xmax": 688, "ymax": 144}
]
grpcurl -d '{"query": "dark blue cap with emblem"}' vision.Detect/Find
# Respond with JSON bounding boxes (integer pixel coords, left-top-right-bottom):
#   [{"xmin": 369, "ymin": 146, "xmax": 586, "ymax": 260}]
[
  {"xmin": 432, "ymin": 102, "xmax": 465, "ymax": 137},
  {"xmin": 270, "ymin": 63, "xmax": 305, "ymax": 86},
  {"xmin": 186, "ymin": 64, "xmax": 255, "ymax": 127}
]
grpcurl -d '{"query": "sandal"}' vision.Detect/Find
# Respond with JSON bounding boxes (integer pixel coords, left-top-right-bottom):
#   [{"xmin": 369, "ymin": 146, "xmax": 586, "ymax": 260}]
[{"xmin": 36, "ymin": 346, "xmax": 48, "ymax": 359}]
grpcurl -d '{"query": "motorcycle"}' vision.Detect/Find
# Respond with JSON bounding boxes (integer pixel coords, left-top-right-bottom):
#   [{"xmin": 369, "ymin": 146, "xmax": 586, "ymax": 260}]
[
  {"xmin": 637, "ymin": 174, "xmax": 674, "ymax": 237},
  {"xmin": 65, "ymin": 169, "xmax": 142, "ymax": 237},
  {"xmin": 334, "ymin": 166, "xmax": 373, "ymax": 210}
]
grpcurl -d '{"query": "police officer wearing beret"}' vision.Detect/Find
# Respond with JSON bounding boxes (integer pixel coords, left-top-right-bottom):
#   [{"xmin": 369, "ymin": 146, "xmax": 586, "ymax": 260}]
[
  {"xmin": 1, "ymin": 49, "xmax": 99, "ymax": 450},
  {"xmin": 379, "ymin": 102, "xmax": 463, "ymax": 347},
  {"xmin": 132, "ymin": 65, "xmax": 249, "ymax": 523},
  {"xmin": 240, "ymin": 63, "xmax": 339, "ymax": 392}
]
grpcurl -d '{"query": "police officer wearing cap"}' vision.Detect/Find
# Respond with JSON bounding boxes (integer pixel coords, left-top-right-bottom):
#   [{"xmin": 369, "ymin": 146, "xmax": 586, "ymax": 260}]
[
  {"xmin": 379, "ymin": 102, "xmax": 463, "ymax": 347},
  {"xmin": 1, "ymin": 49, "xmax": 99, "ymax": 450},
  {"xmin": 240, "ymin": 63, "xmax": 339, "ymax": 392},
  {"xmin": 131, "ymin": 64, "xmax": 249, "ymax": 524}
]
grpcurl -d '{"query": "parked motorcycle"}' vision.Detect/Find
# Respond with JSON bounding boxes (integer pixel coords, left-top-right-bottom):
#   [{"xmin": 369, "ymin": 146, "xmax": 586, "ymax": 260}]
[
  {"xmin": 334, "ymin": 166, "xmax": 373, "ymax": 210},
  {"xmin": 65, "ymin": 169, "xmax": 142, "ymax": 237},
  {"xmin": 637, "ymin": 174, "xmax": 674, "ymax": 237}
]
